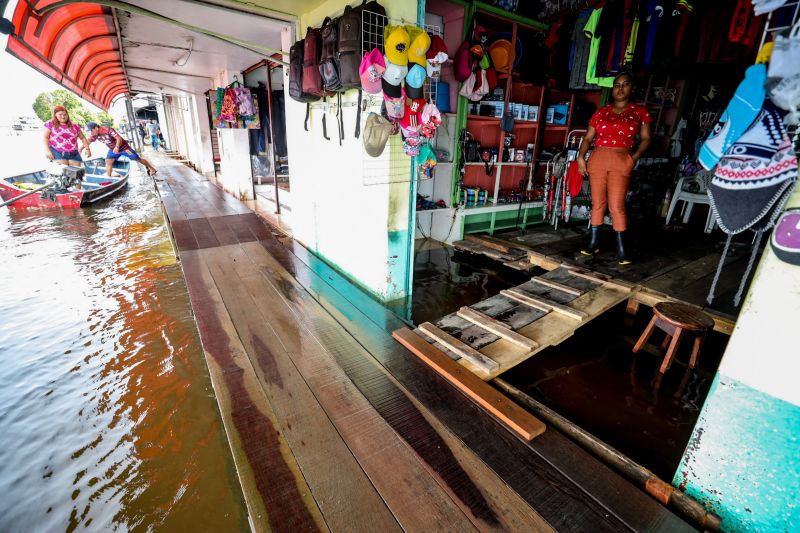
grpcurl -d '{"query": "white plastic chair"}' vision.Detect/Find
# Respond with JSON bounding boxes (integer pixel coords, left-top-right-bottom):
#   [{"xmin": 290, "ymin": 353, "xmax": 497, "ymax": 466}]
[{"xmin": 665, "ymin": 171, "xmax": 717, "ymax": 233}]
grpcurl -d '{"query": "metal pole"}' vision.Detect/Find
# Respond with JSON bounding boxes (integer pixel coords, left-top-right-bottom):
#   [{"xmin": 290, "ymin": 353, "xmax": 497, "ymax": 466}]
[
  {"xmin": 125, "ymin": 96, "xmax": 141, "ymax": 152},
  {"xmin": 265, "ymin": 66, "xmax": 280, "ymax": 215}
]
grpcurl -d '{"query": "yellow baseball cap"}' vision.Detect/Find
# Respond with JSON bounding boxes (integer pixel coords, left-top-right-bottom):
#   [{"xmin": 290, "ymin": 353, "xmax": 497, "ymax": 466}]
[
  {"xmin": 407, "ymin": 28, "xmax": 431, "ymax": 67},
  {"xmin": 384, "ymin": 25, "xmax": 410, "ymax": 66}
]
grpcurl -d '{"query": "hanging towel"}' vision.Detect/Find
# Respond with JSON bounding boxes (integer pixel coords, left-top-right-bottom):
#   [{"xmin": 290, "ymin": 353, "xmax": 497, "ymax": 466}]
[
  {"xmin": 219, "ymin": 88, "xmax": 237, "ymax": 122},
  {"xmin": 233, "ymin": 87, "xmax": 256, "ymax": 117}
]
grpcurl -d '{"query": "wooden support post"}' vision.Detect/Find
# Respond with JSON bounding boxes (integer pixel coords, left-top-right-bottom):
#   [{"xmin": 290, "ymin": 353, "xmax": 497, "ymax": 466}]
[
  {"xmin": 456, "ymin": 307, "xmax": 539, "ymax": 350},
  {"xmin": 502, "ymin": 288, "xmax": 587, "ymax": 321},
  {"xmin": 417, "ymin": 322, "xmax": 499, "ymax": 374},
  {"xmin": 392, "ymin": 328, "xmax": 546, "ymax": 441}
]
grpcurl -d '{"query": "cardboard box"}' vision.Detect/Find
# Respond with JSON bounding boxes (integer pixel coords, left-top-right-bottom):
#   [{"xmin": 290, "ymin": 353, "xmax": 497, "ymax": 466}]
[{"xmin": 528, "ymin": 105, "xmax": 539, "ymax": 121}]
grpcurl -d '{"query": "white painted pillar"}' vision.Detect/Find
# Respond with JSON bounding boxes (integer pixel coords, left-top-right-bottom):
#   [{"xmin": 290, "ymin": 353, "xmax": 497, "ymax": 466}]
[{"xmin": 190, "ymin": 93, "xmax": 215, "ymax": 176}]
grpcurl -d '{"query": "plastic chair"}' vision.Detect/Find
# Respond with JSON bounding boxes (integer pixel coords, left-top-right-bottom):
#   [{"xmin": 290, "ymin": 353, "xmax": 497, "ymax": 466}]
[{"xmin": 665, "ymin": 171, "xmax": 717, "ymax": 233}]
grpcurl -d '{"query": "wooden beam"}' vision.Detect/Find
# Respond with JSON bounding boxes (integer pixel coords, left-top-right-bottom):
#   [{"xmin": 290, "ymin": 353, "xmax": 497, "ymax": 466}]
[
  {"xmin": 527, "ymin": 250, "xmax": 562, "ymax": 271},
  {"xmin": 393, "ymin": 328, "xmax": 546, "ymax": 441},
  {"xmin": 502, "ymin": 288, "xmax": 587, "ymax": 321},
  {"xmin": 457, "ymin": 307, "xmax": 539, "ymax": 350},
  {"xmin": 567, "ymin": 268, "xmax": 635, "ymax": 292},
  {"xmin": 465, "ymin": 234, "xmax": 519, "ymax": 253},
  {"xmin": 529, "ymin": 277, "xmax": 583, "ymax": 296},
  {"xmin": 418, "ymin": 322, "xmax": 499, "ymax": 373}
]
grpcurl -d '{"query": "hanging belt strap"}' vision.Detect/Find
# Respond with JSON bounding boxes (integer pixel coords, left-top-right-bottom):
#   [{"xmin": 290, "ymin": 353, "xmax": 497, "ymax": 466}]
[
  {"xmin": 304, "ymin": 102, "xmax": 310, "ymax": 132},
  {"xmin": 354, "ymin": 89, "xmax": 362, "ymax": 139},
  {"xmin": 322, "ymin": 96, "xmax": 330, "ymax": 141},
  {"xmin": 337, "ymin": 92, "xmax": 343, "ymax": 146}
]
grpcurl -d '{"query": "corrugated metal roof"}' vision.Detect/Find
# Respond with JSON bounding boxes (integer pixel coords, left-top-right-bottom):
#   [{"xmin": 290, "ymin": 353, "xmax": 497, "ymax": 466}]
[{"xmin": 6, "ymin": 1, "xmax": 129, "ymax": 109}]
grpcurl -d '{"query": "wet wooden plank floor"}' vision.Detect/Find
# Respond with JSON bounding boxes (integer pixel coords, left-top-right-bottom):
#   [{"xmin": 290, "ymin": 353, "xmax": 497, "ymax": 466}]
[{"xmin": 151, "ymin": 157, "xmax": 695, "ymax": 532}]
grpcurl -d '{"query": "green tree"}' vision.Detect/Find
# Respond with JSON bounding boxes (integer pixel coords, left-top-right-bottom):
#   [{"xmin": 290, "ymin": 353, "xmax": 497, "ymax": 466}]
[
  {"xmin": 94, "ymin": 112, "xmax": 114, "ymax": 127},
  {"xmin": 32, "ymin": 89, "xmax": 97, "ymax": 127}
]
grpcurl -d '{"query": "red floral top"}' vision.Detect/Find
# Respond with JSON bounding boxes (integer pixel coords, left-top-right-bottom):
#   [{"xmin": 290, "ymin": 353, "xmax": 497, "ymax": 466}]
[{"xmin": 588, "ymin": 103, "xmax": 651, "ymax": 149}]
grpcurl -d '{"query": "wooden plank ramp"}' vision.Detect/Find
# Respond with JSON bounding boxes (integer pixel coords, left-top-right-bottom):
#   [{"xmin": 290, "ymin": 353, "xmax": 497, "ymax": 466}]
[
  {"xmin": 393, "ymin": 328, "xmax": 546, "ymax": 441},
  {"xmin": 409, "ymin": 267, "xmax": 632, "ymax": 381}
]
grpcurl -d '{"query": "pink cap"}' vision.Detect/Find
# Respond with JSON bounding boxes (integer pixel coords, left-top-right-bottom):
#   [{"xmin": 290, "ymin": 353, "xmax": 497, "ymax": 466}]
[{"xmin": 359, "ymin": 48, "xmax": 386, "ymax": 94}]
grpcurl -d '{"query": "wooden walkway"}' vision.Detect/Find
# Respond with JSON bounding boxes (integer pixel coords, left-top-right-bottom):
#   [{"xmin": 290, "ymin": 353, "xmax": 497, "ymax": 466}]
[{"xmin": 150, "ymin": 155, "xmax": 694, "ymax": 532}]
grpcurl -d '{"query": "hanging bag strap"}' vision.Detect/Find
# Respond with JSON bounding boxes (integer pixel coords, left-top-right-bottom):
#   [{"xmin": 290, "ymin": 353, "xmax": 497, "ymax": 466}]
[
  {"xmin": 322, "ymin": 96, "xmax": 330, "ymax": 140},
  {"xmin": 336, "ymin": 92, "xmax": 343, "ymax": 145},
  {"xmin": 354, "ymin": 89, "xmax": 362, "ymax": 139},
  {"xmin": 304, "ymin": 102, "xmax": 311, "ymax": 131}
]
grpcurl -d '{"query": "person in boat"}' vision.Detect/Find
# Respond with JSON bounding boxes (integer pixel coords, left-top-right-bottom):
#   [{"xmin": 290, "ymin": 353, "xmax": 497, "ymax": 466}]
[
  {"xmin": 43, "ymin": 106, "xmax": 91, "ymax": 167},
  {"xmin": 86, "ymin": 122, "xmax": 158, "ymax": 177},
  {"xmin": 577, "ymin": 69, "xmax": 652, "ymax": 265}
]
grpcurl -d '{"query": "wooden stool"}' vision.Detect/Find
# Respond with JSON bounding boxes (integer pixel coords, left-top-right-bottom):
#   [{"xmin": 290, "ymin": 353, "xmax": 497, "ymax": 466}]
[{"xmin": 632, "ymin": 302, "xmax": 715, "ymax": 374}]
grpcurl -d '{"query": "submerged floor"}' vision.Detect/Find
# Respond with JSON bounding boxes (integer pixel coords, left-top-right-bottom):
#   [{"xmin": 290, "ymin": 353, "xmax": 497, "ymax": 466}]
[
  {"xmin": 152, "ymin": 155, "xmax": 696, "ymax": 531},
  {"xmin": 409, "ymin": 238, "xmax": 729, "ymax": 481}
]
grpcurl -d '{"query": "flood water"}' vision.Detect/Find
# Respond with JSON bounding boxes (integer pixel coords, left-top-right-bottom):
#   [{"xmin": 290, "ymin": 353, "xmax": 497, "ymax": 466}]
[
  {"xmin": 0, "ymin": 131, "xmax": 247, "ymax": 531},
  {"xmin": 411, "ymin": 239, "xmax": 726, "ymax": 480}
]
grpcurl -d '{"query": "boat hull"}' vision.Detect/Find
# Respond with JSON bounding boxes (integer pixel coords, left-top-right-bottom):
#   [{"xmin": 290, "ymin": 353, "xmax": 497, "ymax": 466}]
[{"xmin": 1, "ymin": 159, "xmax": 130, "ymax": 210}]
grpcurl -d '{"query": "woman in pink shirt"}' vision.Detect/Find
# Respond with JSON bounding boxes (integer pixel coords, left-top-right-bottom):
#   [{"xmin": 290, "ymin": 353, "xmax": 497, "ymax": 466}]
[
  {"xmin": 43, "ymin": 106, "xmax": 91, "ymax": 166},
  {"xmin": 577, "ymin": 70, "xmax": 652, "ymax": 264}
]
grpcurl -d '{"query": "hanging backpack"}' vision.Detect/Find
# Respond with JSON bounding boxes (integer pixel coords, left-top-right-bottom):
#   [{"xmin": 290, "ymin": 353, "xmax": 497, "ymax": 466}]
[
  {"xmin": 354, "ymin": 0, "xmax": 387, "ymax": 50},
  {"xmin": 289, "ymin": 40, "xmax": 319, "ymax": 103},
  {"xmin": 320, "ymin": 17, "xmax": 343, "ymax": 92},
  {"xmin": 337, "ymin": 6, "xmax": 362, "ymax": 89},
  {"xmin": 303, "ymin": 27, "xmax": 325, "ymax": 98}
]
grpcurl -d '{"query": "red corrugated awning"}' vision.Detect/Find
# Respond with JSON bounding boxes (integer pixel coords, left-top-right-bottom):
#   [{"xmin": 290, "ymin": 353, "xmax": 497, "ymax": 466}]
[{"xmin": 6, "ymin": 1, "xmax": 129, "ymax": 110}]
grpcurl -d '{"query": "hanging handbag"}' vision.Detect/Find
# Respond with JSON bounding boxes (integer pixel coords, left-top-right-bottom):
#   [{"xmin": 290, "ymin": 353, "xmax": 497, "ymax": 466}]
[{"xmin": 768, "ymin": 20, "xmax": 800, "ymax": 79}]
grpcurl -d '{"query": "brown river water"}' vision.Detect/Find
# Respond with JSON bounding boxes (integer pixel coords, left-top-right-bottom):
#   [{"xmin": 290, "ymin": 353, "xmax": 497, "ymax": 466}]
[{"xmin": 0, "ymin": 134, "xmax": 247, "ymax": 531}]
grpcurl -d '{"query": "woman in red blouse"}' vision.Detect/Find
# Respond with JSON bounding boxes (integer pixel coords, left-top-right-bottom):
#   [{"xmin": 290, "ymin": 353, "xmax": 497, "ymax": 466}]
[{"xmin": 577, "ymin": 71, "xmax": 652, "ymax": 264}]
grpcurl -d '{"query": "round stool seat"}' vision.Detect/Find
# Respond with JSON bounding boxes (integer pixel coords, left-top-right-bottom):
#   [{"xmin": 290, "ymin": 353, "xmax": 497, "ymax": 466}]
[{"xmin": 653, "ymin": 302, "xmax": 714, "ymax": 331}]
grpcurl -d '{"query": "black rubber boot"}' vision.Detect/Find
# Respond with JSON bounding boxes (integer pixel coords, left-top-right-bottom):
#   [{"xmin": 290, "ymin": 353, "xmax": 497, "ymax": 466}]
[
  {"xmin": 616, "ymin": 231, "xmax": 632, "ymax": 265},
  {"xmin": 580, "ymin": 225, "xmax": 601, "ymax": 256}
]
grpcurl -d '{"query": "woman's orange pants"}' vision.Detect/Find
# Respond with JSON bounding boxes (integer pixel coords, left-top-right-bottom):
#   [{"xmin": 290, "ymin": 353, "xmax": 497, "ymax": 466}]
[{"xmin": 587, "ymin": 147, "xmax": 635, "ymax": 231}]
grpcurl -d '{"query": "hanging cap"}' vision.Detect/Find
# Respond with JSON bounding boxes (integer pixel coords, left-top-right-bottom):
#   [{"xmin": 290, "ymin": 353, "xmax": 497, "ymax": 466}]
[
  {"xmin": 384, "ymin": 25, "xmax": 410, "ymax": 65},
  {"xmin": 399, "ymin": 97, "xmax": 426, "ymax": 133},
  {"xmin": 363, "ymin": 113, "xmax": 394, "ymax": 157},
  {"xmin": 359, "ymin": 48, "xmax": 386, "ymax": 94},
  {"xmin": 381, "ymin": 76, "xmax": 402, "ymax": 98},
  {"xmin": 382, "ymin": 58, "xmax": 408, "ymax": 86},
  {"xmin": 426, "ymin": 34, "xmax": 449, "ymax": 60},
  {"xmin": 407, "ymin": 28, "xmax": 431, "ymax": 66},
  {"xmin": 404, "ymin": 63, "xmax": 426, "ymax": 99}
]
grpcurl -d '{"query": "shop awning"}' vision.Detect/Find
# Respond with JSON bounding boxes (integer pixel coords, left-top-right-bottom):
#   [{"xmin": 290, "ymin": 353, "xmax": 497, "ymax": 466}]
[{"xmin": 6, "ymin": 1, "xmax": 129, "ymax": 110}]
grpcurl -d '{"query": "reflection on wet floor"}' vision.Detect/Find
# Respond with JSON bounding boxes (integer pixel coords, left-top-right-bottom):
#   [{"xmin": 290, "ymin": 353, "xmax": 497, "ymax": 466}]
[
  {"xmin": 410, "ymin": 240, "xmax": 530, "ymax": 325},
  {"xmin": 411, "ymin": 239, "xmax": 727, "ymax": 480}
]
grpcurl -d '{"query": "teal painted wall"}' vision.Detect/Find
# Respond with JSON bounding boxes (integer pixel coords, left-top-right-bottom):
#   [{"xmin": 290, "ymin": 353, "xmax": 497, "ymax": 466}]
[
  {"xmin": 675, "ymin": 186, "xmax": 800, "ymax": 532},
  {"xmin": 674, "ymin": 375, "xmax": 800, "ymax": 532}
]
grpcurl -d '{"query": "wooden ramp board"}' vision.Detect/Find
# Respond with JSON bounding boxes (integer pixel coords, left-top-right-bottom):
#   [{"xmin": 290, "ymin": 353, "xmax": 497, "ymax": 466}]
[
  {"xmin": 453, "ymin": 238, "xmax": 526, "ymax": 262},
  {"xmin": 415, "ymin": 268, "xmax": 631, "ymax": 380},
  {"xmin": 393, "ymin": 327, "xmax": 546, "ymax": 441}
]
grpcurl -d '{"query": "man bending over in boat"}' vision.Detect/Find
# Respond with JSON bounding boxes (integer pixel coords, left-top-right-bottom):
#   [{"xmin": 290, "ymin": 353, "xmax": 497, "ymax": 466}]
[{"xmin": 86, "ymin": 122, "xmax": 158, "ymax": 177}]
